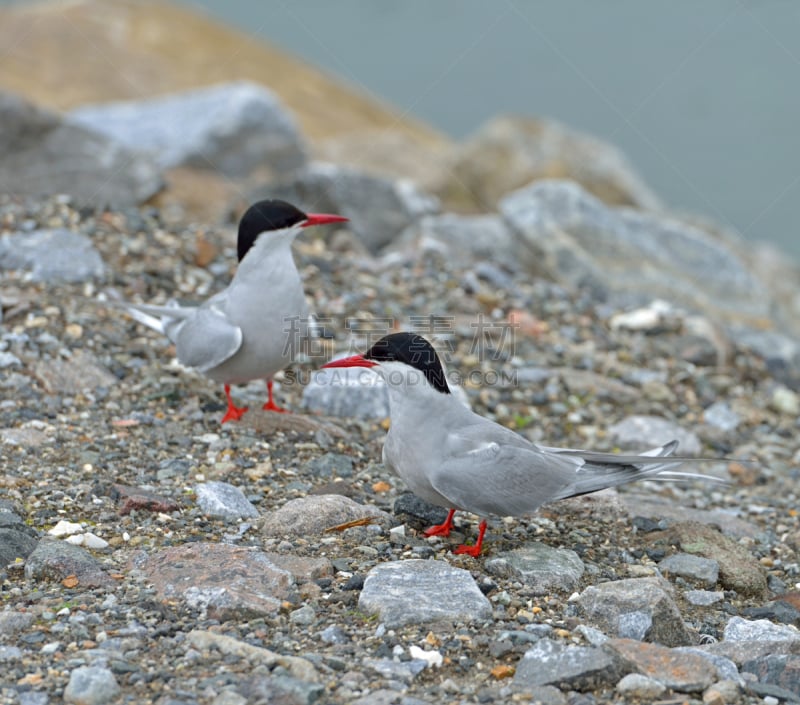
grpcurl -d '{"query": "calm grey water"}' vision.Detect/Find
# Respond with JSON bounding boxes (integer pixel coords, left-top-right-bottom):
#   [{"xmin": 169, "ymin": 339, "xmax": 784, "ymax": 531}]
[
  {"xmin": 181, "ymin": 0, "xmax": 799, "ymax": 258},
  {"xmin": 5, "ymin": 0, "xmax": 798, "ymax": 257}
]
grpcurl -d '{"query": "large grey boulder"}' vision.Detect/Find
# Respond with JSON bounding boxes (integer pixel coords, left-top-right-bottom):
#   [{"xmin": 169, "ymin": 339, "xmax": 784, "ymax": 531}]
[
  {"xmin": 69, "ymin": 81, "xmax": 307, "ymax": 177},
  {"xmin": 500, "ymin": 179, "xmax": 771, "ymax": 325},
  {"xmin": 263, "ymin": 162, "xmax": 439, "ymax": 252},
  {"xmin": 0, "ymin": 90, "xmax": 162, "ymax": 207},
  {"xmin": 0, "ymin": 229, "xmax": 105, "ymax": 283}
]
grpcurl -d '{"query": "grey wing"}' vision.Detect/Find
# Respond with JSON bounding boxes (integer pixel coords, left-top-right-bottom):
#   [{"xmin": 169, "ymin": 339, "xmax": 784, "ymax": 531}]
[
  {"xmin": 173, "ymin": 306, "xmax": 243, "ymax": 373},
  {"xmin": 429, "ymin": 439, "xmax": 582, "ymax": 517}
]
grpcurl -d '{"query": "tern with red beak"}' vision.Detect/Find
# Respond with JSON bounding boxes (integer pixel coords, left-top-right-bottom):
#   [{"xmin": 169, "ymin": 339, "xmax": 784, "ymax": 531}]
[
  {"xmin": 119, "ymin": 199, "xmax": 347, "ymax": 423},
  {"xmin": 323, "ymin": 332, "xmax": 715, "ymax": 556}
]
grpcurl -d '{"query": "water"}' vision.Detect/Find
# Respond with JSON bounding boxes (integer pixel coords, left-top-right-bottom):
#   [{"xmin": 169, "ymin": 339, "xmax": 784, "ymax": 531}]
[{"xmin": 181, "ymin": 0, "xmax": 799, "ymax": 259}]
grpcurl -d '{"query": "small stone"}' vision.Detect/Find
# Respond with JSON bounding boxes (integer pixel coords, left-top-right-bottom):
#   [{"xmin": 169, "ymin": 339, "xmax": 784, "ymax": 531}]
[
  {"xmin": 408, "ymin": 645, "xmax": 443, "ymax": 668},
  {"xmin": 49, "ymin": 520, "xmax": 83, "ymax": 537},
  {"xmin": 289, "ymin": 605, "xmax": 315, "ymax": 626},
  {"xmin": 195, "ymin": 481, "xmax": 259, "ymax": 520},
  {"xmin": 63, "ymin": 665, "xmax": 120, "ymax": 705},
  {"xmin": 703, "ymin": 680, "xmax": 741, "ymax": 705},
  {"xmin": 770, "ymin": 386, "xmax": 800, "ymax": 416},
  {"xmin": 393, "ymin": 492, "xmax": 448, "ymax": 529},
  {"xmin": 702, "ymin": 401, "xmax": 741, "ymax": 432},
  {"xmin": 319, "ymin": 625, "xmax": 349, "ymax": 645},
  {"xmin": 305, "ymin": 453, "xmax": 354, "ymax": 478},
  {"xmin": 685, "ymin": 590, "xmax": 725, "ymax": 606},
  {"xmin": 485, "ymin": 542, "xmax": 585, "ymax": 595},
  {"xmin": 24, "ymin": 538, "xmax": 113, "ymax": 588},
  {"xmin": 359, "ymin": 559, "xmax": 491, "ymax": 628},
  {"xmin": 659, "ymin": 553, "xmax": 719, "ymax": 588},
  {"xmin": 0, "ymin": 610, "xmax": 34, "ymax": 635},
  {"xmin": 615, "ymin": 673, "xmax": 667, "ymax": 698},
  {"xmin": 364, "ymin": 658, "xmax": 428, "ymax": 683}
]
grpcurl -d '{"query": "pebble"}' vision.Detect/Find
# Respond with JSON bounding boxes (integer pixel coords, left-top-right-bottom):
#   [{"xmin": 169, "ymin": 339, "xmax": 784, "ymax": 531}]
[
  {"xmin": 358, "ymin": 559, "xmax": 491, "ymax": 628},
  {"xmin": 685, "ymin": 589, "xmax": 725, "ymax": 606},
  {"xmin": 703, "ymin": 401, "xmax": 741, "ymax": 431},
  {"xmin": 770, "ymin": 386, "xmax": 800, "ymax": 415},
  {"xmin": 260, "ymin": 494, "xmax": 392, "ymax": 537},
  {"xmin": 290, "ymin": 605, "xmax": 316, "ymax": 626},
  {"xmin": 615, "ymin": 672, "xmax": 667, "ymax": 698},
  {"xmin": 0, "ymin": 229, "xmax": 106, "ymax": 283},
  {"xmin": 63, "ymin": 665, "xmax": 120, "ymax": 705},
  {"xmin": 195, "ymin": 481, "xmax": 259, "ymax": 520}
]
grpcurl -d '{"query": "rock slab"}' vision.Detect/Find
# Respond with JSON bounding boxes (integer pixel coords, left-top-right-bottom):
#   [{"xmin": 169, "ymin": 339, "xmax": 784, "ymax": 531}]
[
  {"xmin": 359, "ymin": 559, "xmax": 491, "ymax": 628},
  {"xmin": 485, "ymin": 542, "xmax": 585, "ymax": 595},
  {"xmin": 260, "ymin": 494, "xmax": 392, "ymax": 537},
  {"xmin": 0, "ymin": 229, "xmax": 105, "ymax": 283}
]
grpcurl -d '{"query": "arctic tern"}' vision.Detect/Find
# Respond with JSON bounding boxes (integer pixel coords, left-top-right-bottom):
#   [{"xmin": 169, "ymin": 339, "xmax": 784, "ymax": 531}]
[
  {"xmin": 323, "ymin": 332, "xmax": 718, "ymax": 556},
  {"xmin": 118, "ymin": 199, "xmax": 347, "ymax": 423}
]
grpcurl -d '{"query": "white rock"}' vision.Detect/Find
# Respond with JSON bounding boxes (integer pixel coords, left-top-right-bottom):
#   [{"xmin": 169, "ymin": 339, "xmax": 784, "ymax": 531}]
[
  {"xmin": 409, "ymin": 645, "xmax": 443, "ymax": 668},
  {"xmin": 49, "ymin": 520, "xmax": 83, "ymax": 537}
]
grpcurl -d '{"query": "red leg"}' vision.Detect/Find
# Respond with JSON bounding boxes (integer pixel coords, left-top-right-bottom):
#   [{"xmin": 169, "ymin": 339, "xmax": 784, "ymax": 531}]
[
  {"xmin": 220, "ymin": 384, "xmax": 248, "ymax": 424},
  {"xmin": 454, "ymin": 519, "xmax": 487, "ymax": 557},
  {"xmin": 423, "ymin": 508, "xmax": 457, "ymax": 537},
  {"xmin": 262, "ymin": 379, "xmax": 287, "ymax": 413}
]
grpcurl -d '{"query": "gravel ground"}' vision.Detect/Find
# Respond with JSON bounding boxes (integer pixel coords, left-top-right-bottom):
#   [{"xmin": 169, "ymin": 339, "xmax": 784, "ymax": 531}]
[{"xmin": 1, "ymin": 195, "xmax": 799, "ymax": 705}]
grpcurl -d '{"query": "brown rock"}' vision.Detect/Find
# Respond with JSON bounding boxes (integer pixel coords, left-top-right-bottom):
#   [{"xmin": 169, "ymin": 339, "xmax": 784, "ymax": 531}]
[
  {"xmin": 34, "ymin": 351, "xmax": 117, "ymax": 394},
  {"xmin": 435, "ymin": 115, "xmax": 661, "ymax": 213},
  {"xmin": 667, "ymin": 521, "xmax": 767, "ymax": 597},
  {"xmin": 605, "ymin": 639, "xmax": 716, "ymax": 693},
  {"xmin": 0, "ymin": 0, "xmax": 445, "ymax": 149},
  {"xmin": 132, "ymin": 542, "xmax": 294, "ymax": 620}
]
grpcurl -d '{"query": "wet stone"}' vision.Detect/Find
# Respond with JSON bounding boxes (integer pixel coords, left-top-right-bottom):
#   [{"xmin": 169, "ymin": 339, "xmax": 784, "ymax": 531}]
[{"xmin": 359, "ymin": 559, "xmax": 492, "ymax": 628}]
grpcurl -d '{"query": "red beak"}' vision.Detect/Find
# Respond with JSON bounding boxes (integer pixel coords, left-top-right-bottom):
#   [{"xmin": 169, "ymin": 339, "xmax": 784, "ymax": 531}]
[
  {"xmin": 321, "ymin": 354, "xmax": 377, "ymax": 369},
  {"xmin": 303, "ymin": 213, "xmax": 349, "ymax": 228}
]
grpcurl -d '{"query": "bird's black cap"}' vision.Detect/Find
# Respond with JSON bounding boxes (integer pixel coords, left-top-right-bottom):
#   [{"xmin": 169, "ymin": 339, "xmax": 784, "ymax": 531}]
[
  {"xmin": 237, "ymin": 199, "xmax": 308, "ymax": 261},
  {"xmin": 365, "ymin": 332, "xmax": 451, "ymax": 394}
]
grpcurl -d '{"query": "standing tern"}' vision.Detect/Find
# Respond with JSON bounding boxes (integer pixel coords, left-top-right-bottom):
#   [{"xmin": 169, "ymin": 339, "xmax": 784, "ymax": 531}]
[
  {"xmin": 118, "ymin": 199, "xmax": 347, "ymax": 423},
  {"xmin": 323, "ymin": 332, "xmax": 718, "ymax": 556}
]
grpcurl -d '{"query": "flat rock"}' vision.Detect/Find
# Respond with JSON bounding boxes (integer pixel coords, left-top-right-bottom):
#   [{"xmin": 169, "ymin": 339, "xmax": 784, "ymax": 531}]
[
  {"xmin": 34, "ymin": 351, "xmax": 117, "ymax": 394},
  {"xmin": 577, "ymin": 577, "xmax": 691, "ymax": 646},
  {"xmin": 305, "ymin": 453, "xmax": 354, "ymax": 478},
  {"xmin": 358, "ymin": 559, "xmax": 491, "ymax": 628},
  {"xmin": 264, "ymin": 162, "xmax": 439, "ymax": 252},
  {"xmin": 24, "ymin": 538, "xmax": 114, "ymax": 588},
  {"xmin": 69, "ymin": 81, "xmax": 307, "ymax": 177},
  {"xmin": 512, "ymin": 638, "xmax": 626, "ymax": 691},
  {"xmin": 485, "ymin": 542, "xmax": 585, "ymax": 595},
  {"xmin": 704, "ymin": 639, "xmax": 800, "ymax": 666},
  {"xmin": 438, "ymin": 115, "xmax": 661, "ymax": 212},
  {"xmin": 131, "ymin": 542, "xmax": 294, "ymax": 621},
  {"xmin": 0, "ymin": 527, "xmax": 39, "ymax": 567},
  {"xmin": 723, "ymin": 616, "xmax": 800, "ymax": 642},
  {"xmin": 605, "ymin": 638, "xmax": 716, "ymax": 693},
  {"xmin": 195, "ymin": 481, "xmax": 259, "ymax": 520},
  {"xmin": 500, "ymin": 179, "xmax": 771, "ymax": 326},
  {"xmin": 0, "ymin": 426, "xmax": 50, "ymax": 448},
  {"xmin": 622, "ymin": 497, "xmax": 759, "ymax": 538},
  {"xmin": 615, "ymin": 673, "xmax": 667, "ymax": 698},
  {"xmin": 261, "ymin": 553, "xmax": 333, "ymax": 583},
  {"xmin": 608, "ymin": 415, "xmax": 702, "ymax": 456},
  {"xmin": 685, "ymin": 590, "xmax": 724, "ymax": 606},
  {"xmin": 0, "ymin": 229, "xmax": 105, "ymax": 283},
  {"xmin": 0, "ymin": 89, "xmax": 161, "ymax": 207},
  {"xmin": 260, "ymin": 494, "xmax": 392, "ymax": 537},
  {"xmin": 668, "ymin": 521, "xmax": 767, "ymax": 597},
  {"xmin": 0, "ymin": 611, "xmax": 35, "ymax": 636},
  {"xmin": 187, "ymin": 629, "xmax": 318, "ymax": 682},
  {"xmin": 659, "ymin": 552, "xmax": 719, "ymax": 588}
]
